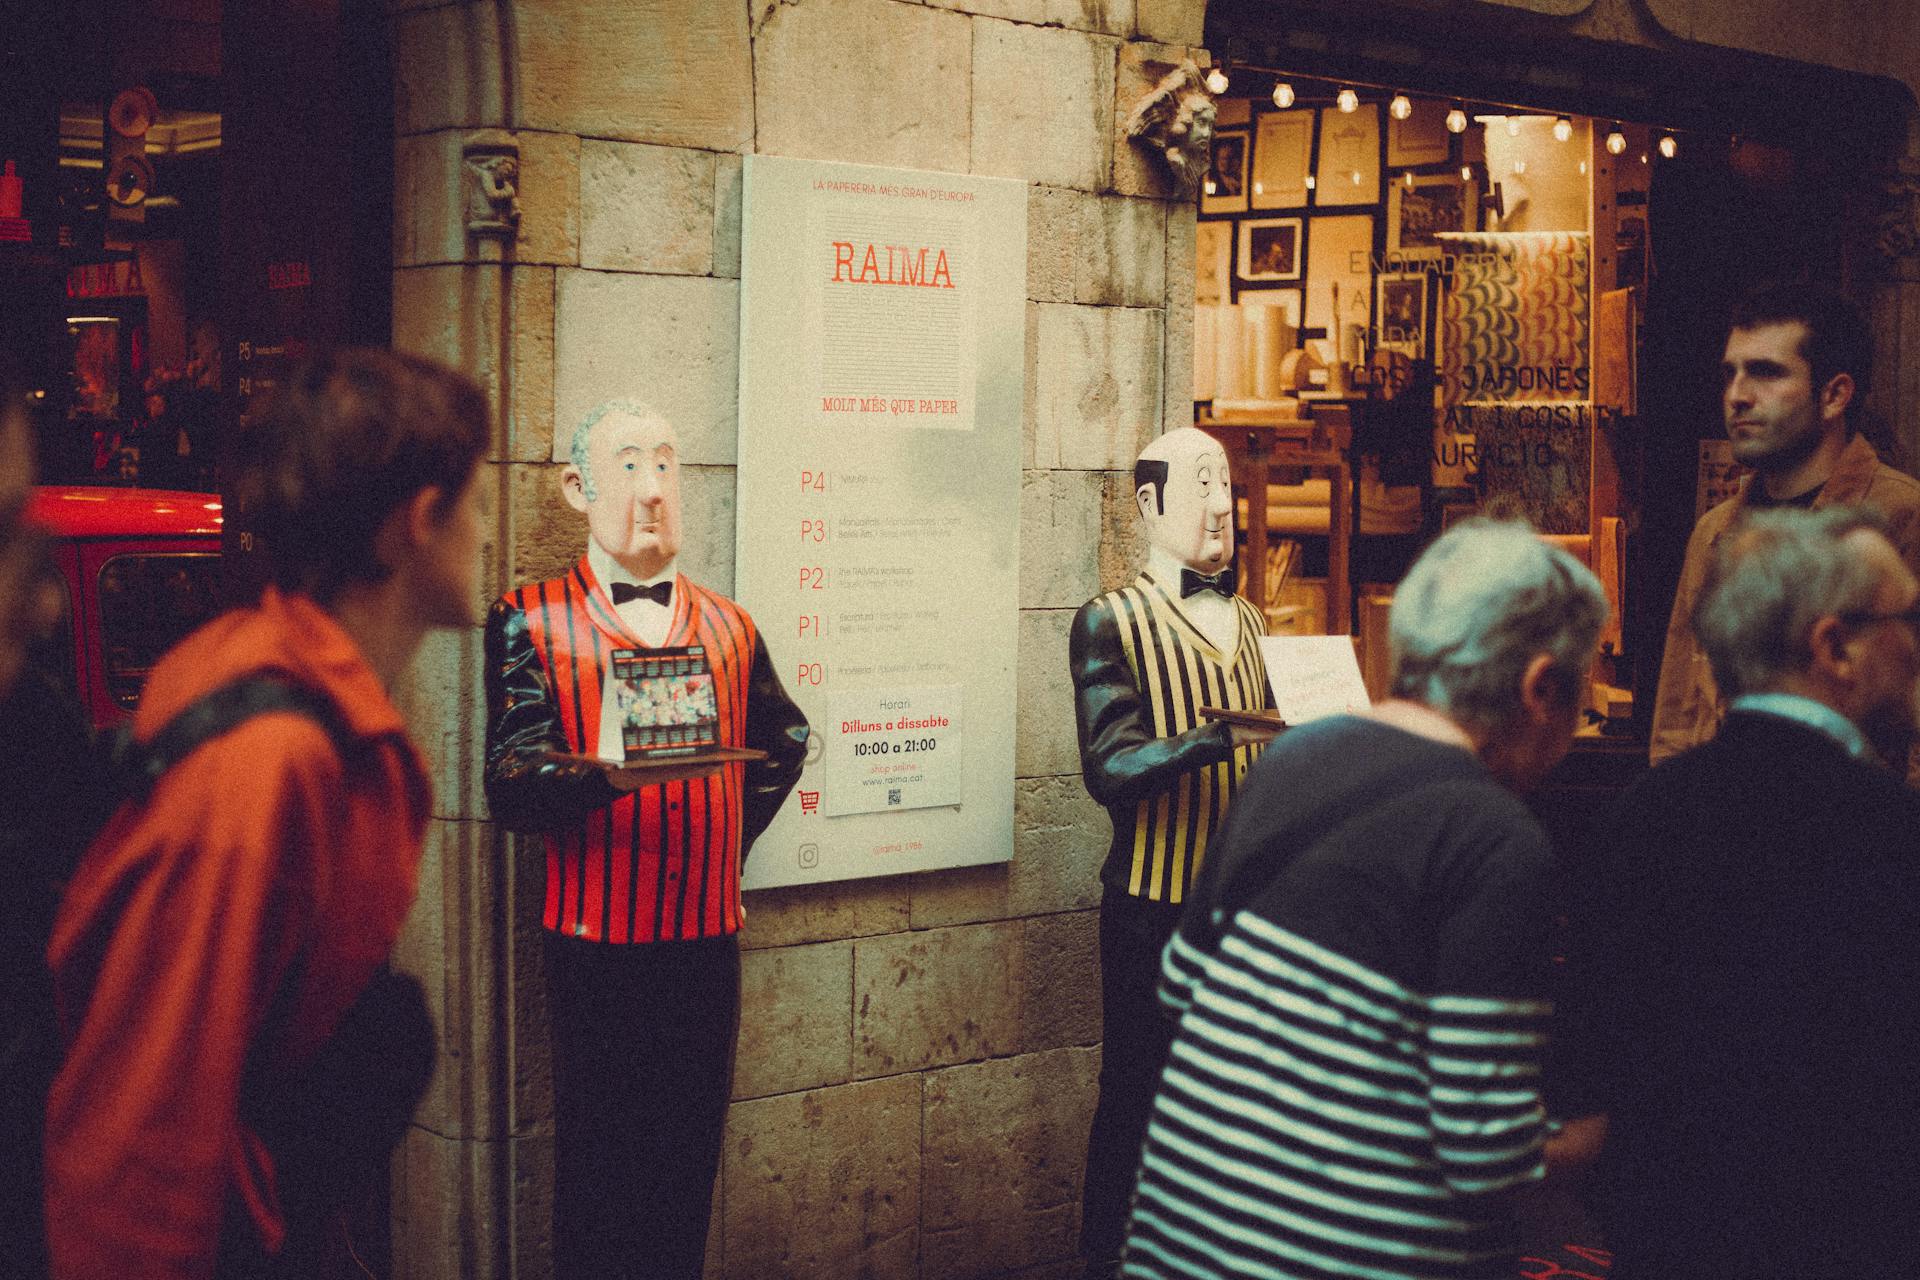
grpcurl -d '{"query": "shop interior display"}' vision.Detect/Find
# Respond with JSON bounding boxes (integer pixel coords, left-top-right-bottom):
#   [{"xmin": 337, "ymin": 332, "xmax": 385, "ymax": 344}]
[{"xmin": 1191, "ymin": 79, "xmax": 1646, "ymax": 734}]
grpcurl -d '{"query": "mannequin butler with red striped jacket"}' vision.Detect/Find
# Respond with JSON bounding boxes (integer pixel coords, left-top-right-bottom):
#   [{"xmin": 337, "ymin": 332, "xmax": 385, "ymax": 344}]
[{"xmin": 484, "ymin": 401, "xmax": 808, "ymax": 1279}]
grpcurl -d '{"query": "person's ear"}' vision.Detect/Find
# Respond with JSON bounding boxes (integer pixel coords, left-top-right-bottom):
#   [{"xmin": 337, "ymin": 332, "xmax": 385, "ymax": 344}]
[
  {"xmin": 1518, "ymin": 652, "xmax": 1573, "ymax": 724},
  {"xmin": 1807, "ymin": 613, "xmax": 1855, "ymax": 679},
  {"xmin": 1136, "ymin": 485, "xmax": 1156, "ymax": 522},
  {"xmin": 1819, "ymin": 371, "xmax": 1856, "ymax": 425},
  {"xmin": 562, "ymin": 465, "xmax": 589, "ymax": 514},
  {"xmin": 406, "ymin": 486, "xmax": 446, "ymax": 544},
  {"xmin": 370, "ymin": 486, "xmax": 442, "ymax": 574}
]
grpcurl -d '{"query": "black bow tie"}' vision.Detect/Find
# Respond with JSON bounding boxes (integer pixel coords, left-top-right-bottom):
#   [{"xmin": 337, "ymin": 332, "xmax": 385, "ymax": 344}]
[
  {"xmin": 1180, "ymin": 568, "xmax": 1235, "ymax": 599},
  {"xmin": 611, "ymin": 580, "xmax": 672, "ymax": 607}
]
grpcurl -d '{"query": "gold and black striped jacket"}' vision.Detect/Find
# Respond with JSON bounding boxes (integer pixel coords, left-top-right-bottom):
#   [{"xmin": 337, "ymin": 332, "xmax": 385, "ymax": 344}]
[{"xmin": 1069, "ymin": 571, "xmax": 1272, "ymax": 903}]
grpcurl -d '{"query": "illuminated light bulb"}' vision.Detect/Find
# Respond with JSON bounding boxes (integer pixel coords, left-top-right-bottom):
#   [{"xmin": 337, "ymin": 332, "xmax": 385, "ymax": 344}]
[
  {"xmin": 1350, "ymin": 170, "xmax": 1363, "ymax": 186},
  {"xmin": 1640, "ymin": 152, "xmax": 1650, "ymax": 165},
  {"xmin": 1506, "ymin": 116, "xmax": 1521, "ymax": 137},
  {"xmin": 1272, "ymin": 82, "xmax": 1295, "ymax": 109},
  {"xmin": 1553, "ymin": 116, "xmax": 1573, "ymax": 142},
  {"xmin": 1253, "ymin": 181, "xmax": 1264, "ymax": 195},
  {"xmin": 1512, "ymin": 158, "xmax": 1527, "ymax": 175},
  {"xmin": 1606, "ymin": 126, "xmax": 1627, "ymax": 155},
  {"xmin": 1579, "ymin": 159, "xmax": 1588, "ymax": 175},
  {"xmin": 1304, "ymin": 174, "xmax": 1316, "ymax": 190},
  {"xmin": 1204, "ymin": 177, "xmax": 1217, "ymax": 196},
  {"xmin": 1205, "ymin": 66, "xmax": 1229, "ymax": 95},
  {"xmin": 1403, "ymin": 170, "xmax": 1415, "ymax": 188},
  {"xmin": 1460, "ymin": 164, "xmax": 1472, "ymax": 181},
  {"xmin": 1658, "ymin": 133, "xmax": 1678, "ymax": 159},
  {"xmin": 1389, "ymin": 94, "xmax": 1413, "ymax": 121},
  {"xmin": 1337, "ymin": 88, "xmax": 1359, "ymax": 113},
  {"xmin": 1446, "ymin": 107, "xmax": 1468, "ymax": 134}
]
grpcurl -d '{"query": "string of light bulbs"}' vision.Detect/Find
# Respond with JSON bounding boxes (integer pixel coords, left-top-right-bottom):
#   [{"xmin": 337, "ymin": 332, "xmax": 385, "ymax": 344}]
[{"xmin": 1201, "ymin": 63, "xmax": 1685, "ymax": 162}]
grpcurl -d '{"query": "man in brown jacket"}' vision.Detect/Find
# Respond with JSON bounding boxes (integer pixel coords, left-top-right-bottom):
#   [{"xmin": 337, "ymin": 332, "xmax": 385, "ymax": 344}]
[{"xmin": 1651, "ymin": 285, "xmax": 1920, "ymax": 769}]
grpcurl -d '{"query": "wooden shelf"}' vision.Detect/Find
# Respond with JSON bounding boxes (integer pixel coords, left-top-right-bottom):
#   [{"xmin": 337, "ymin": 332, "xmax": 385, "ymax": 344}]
[{"xmin": 1197, "ymin": 408, "xmax": 1355, "ymax": 633}]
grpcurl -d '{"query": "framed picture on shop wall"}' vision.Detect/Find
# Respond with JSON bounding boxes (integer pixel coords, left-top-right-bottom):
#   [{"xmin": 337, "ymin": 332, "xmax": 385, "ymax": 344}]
[
  {"xmin": 1314, "ymin": 105, "xmax": 1380, "ymax": 207},
  {"xmin": 1252, "ymin": 111, "xmax": 1313, "ymax": 208},
  {"xmin": 1201, "ymin": 130, "xmax": 1249, "ymax": 215},
  {"xmin": 1375, "ymin": 272, "xmax": 1428, "ymax": 355},
  {"xmin": 1196, "ymin": 221, "xmax": 1231, "ymax": 305},
  {"xmin": 1387, "ymin": 100, "xmax": 1450, "ymax": 166},
  {"xmin": 1304, "ymin": 214, "xmax": 1373, "ymax": 336},
  {"xmin": 1238, "ymin": 218, "xmax": 1303, "ymax": 282},
  {"xmin": 1389, "ymin": 173, "xmax": 1476, "ymax": 260}
]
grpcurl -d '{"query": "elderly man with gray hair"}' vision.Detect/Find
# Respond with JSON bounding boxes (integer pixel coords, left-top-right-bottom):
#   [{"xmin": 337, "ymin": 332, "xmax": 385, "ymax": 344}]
[
  {"xmin": 1559, "ymin": 505, "xmax": 1920, "ymax": 1279},
  {"xmin": 1119, "ymin": 518, "xmax": 1609, "ymax": 1280}
]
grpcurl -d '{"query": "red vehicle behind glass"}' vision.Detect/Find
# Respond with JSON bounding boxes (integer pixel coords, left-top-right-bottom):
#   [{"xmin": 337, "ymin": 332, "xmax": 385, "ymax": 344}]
[{"xmin": 28, "ymin": 486, "xmax": 225, "ymax": 727}]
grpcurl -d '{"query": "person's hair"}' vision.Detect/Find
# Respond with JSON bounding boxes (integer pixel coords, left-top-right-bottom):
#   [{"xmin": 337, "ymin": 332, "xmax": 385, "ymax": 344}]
[
  {"xmin": 1389, "ymin": 518, "xmax": 1609, "ymax": 729},
  {"xmin": 569, "ymin": 399, "xmax": 663, "ymax": 502},
  {"xmin": 1728, "ymin": 283, "xmax": 1872, "ymax": 420},
  {"xmin": 1692, "ymin": 505, "xmax": 1893, "ymax": 699},
  {"xmin": 1134, "ymin": 458, "xmax": 1170, "ymax": 514},
  {"xmin": 234, "ymin": 348, "xmax": 487, "ymax": 602}
]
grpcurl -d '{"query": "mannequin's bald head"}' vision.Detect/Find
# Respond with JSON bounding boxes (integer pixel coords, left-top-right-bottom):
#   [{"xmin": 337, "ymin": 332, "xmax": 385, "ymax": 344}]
[{"xmin": 1134, "ymin": 427, "xmax": 1235, "ymax": 574}]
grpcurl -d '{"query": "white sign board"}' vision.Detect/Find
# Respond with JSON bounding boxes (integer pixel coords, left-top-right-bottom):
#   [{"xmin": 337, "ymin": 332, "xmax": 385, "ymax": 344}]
[
  {"xmin": 822, "ymin": 685, "xmax": 964, "ymax": 817},
  {"xmin": 1261, "ymin": 635, "xmax": 1373, "ymax": 725},
  {"xmin": 737, "ymin": 155, "xmax": 1026, "ymax": 888}
]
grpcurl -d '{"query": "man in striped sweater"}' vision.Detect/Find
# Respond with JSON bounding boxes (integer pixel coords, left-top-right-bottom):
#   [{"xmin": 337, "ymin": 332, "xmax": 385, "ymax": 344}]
[
  {"xmin": 1121, "ymin": 519, "xmax": 1608, "ymax": 1280},
  {"xmin": 484, "ymin": 401, "xmax": 808, "ymax": 1279},
  {"xmin": 1071, "ymin": 426, "xmax": 1280, "ymax": 1278}
]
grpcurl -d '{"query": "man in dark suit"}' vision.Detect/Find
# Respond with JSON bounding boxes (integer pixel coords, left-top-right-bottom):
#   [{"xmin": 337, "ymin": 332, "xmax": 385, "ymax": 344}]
[{"xmin": 1563, "ymin": 505, "xmax": 1920, "ymax": 1278}]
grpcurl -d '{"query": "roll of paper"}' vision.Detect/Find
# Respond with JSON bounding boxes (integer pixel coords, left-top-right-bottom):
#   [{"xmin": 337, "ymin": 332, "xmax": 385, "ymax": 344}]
[
  {"xmin": 1213, "ymin": 304, "xmax": 1246, "ymax": 401},
  {"xmin": 1345, "ymin": 322, "xmax": 1368, "ymax": 369},
  {"xmin": 1245, "ymin": 304, "xmax": 1290, "ymax": 400},
  {"xmin": 1194, "ymin": 304, "xmax": 1217, "ymax": 402}
]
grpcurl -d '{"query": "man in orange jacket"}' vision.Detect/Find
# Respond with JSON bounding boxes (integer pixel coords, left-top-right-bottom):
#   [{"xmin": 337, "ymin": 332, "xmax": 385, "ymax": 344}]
[{"xmin": 43, "ymin": 349, "xmax": 488, "ymax": 1279}]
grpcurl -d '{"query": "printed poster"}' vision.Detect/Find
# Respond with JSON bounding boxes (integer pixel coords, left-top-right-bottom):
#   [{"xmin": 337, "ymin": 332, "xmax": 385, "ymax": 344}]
[
  {"xmin": 736, "ymin": 156, "xmax": 1024, "ymax": 888},
  {"xmin": 1441, "ymin": 230, "xmax": 1591, "ymax": 405}
]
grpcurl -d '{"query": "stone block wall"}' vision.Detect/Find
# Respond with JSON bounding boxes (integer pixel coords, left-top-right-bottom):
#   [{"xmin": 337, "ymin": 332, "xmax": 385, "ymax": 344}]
[
  {"xmin": 385, "ymin": 0, "xmax": 1206, "ymax": 1276},
  {"xmin": 382, "ymin": 2, "xmax": 1920, "ymax": 1276}
]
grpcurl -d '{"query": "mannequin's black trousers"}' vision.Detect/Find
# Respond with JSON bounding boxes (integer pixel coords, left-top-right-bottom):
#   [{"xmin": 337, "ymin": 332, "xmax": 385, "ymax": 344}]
[
  {"xmin": 1079, "ymin": 888, "xmax": 1185, "ymax": 1265},
  {"xmin": 545, "ymin": 931, "xmax": 741, "ymax": 1280}
]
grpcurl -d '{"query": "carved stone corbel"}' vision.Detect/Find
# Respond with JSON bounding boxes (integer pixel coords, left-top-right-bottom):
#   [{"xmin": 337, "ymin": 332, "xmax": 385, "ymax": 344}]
[
  {"xmin": 463, "ymin": 130, "xmax": 522, "ymax": 244},
  {"xmin": 1123, "ymin": 60, "xmax": 1217, "ymax": 195}
]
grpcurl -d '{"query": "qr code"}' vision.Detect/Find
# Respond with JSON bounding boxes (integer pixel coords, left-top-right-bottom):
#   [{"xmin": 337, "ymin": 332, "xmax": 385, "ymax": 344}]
[{"xmin": 888, "ymin": 788, "xmax": 902, "ymax": 806}]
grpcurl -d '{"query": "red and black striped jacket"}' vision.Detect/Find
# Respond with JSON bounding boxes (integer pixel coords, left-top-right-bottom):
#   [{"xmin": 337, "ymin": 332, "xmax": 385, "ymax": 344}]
[{"xmin": 483, "ymin": 558, "xmax": 808, "ymax": 943}]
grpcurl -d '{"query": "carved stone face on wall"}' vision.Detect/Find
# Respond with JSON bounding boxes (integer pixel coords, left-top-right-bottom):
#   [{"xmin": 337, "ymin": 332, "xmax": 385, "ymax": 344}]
[
  {"xmin": 1136, "ymin": 426, "xmax": 1235, "ymax": 575},
  {"xmin": 563, "ymin": 405, "xmax": 683, "ymax": 580},
  {"xmin": 1122, "ymin": 60, "xmax": 1218, "ymax": 193}
]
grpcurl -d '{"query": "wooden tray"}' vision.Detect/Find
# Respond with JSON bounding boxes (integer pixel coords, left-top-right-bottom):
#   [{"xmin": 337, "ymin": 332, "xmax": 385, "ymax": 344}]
[
  {"xmin": 1198, "ymin": 706, "xmax": 1290, "ymax": 731},
  {"xmin": 543, "ymin": 746, "xmax": 767, "ymax": 787}
]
